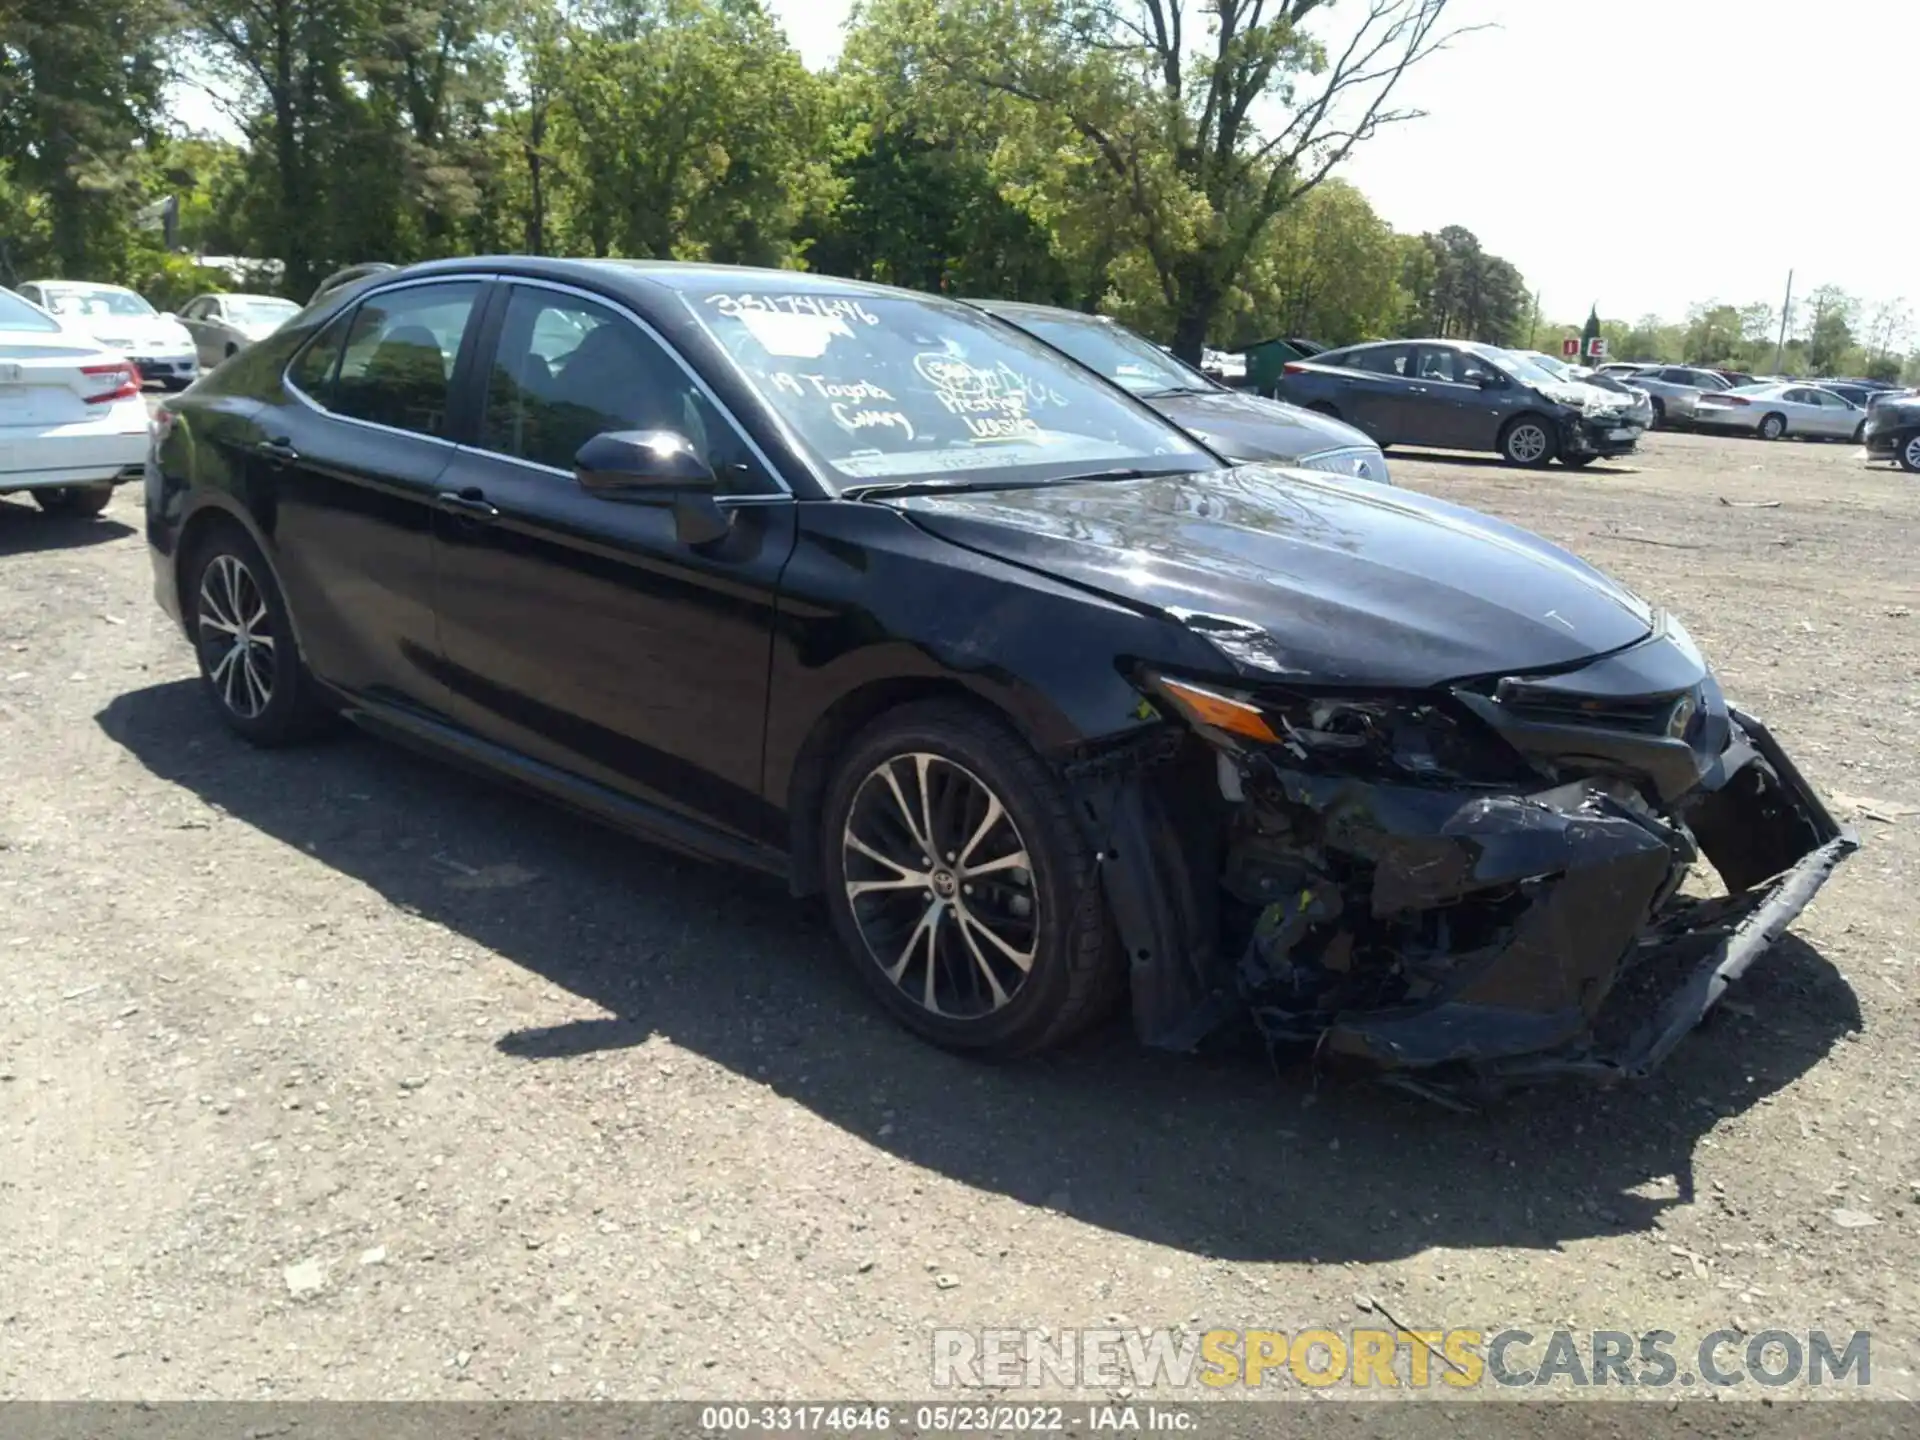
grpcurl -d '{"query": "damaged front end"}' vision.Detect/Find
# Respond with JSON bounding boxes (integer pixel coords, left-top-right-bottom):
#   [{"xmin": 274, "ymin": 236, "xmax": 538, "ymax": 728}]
[{"xmin": 1069, "ymin": 618, "xmax": 1856, "ymax": 1096}]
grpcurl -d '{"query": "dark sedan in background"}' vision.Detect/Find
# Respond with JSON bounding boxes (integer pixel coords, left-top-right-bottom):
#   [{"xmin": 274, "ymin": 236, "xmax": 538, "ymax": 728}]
[
  {"xmin": 1864, "ymin": 390, "xmax": 1920, "ymax": 471},
  {"xmin": 1276, "ymin": 340, "xmax": 1648, "ymax": 467},
  {"xmin": 144, "ymin": 257, "xmax": 1851, "ymax": 1096},
  {"xmin": 969, "ymin": 299, "xmax": 1390, "ymax": 483}
]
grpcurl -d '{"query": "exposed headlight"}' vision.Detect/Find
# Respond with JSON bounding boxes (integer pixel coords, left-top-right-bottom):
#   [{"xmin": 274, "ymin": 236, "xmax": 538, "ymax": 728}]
[
  {"xmin": 1297, "ymin": 445, "xmax": 1391, "ymax": 485},
  {"xmin": 1144, "ymin": 673, "xmax": 1529, "ymax": 783}
]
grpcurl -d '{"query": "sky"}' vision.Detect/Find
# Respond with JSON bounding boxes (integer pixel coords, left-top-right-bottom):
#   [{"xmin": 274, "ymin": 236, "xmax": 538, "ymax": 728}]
[{"xmin": 762, "ymin": 0, "xmax": 1917, "ymax": 327}]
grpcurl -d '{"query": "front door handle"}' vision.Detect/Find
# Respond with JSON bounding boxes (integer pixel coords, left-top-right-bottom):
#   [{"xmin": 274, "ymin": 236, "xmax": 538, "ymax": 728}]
[
  {"xmin": 256, "ymin": 437, "xmax": 299, "ymax": 464},
  {"xmin": 436, "ymin": 488, "xmax": 500, "ymax": 520}
]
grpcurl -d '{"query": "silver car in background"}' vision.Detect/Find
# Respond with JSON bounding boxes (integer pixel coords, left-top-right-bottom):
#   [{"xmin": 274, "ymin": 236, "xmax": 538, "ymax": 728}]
[
  {"xmin": 1692, "ymin": 382, "xmax": 1868, "ymax": 442},
  {"xmin": 178, "ymin": 292, "xmax": 302, "ymax": 367},
  {"xmin": 1596, "ymin": 363, "xmax": 1722, "ymax": 428}
]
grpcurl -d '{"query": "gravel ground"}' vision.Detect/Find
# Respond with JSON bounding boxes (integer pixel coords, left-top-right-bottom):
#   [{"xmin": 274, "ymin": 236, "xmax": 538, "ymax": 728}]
[{"xmin": 0, "ymin": 429, "xmax": 1915, "ymax": 1403}]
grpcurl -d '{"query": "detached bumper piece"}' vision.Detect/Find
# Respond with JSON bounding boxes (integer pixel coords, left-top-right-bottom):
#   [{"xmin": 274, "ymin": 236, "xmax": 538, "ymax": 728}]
[{"xmin": 1116, "ymin": 706, "xmax": 1855, "ymax": 1098}]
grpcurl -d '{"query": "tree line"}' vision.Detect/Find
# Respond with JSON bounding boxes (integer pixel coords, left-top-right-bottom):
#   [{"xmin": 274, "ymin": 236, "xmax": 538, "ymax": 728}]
[{"xmin": 3, "ymin": 0, "xmax": 1911, "ymax": 380}]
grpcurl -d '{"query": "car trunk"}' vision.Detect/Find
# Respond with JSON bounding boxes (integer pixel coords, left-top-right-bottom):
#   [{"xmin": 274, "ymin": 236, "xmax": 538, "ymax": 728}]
[{"xmin": 0, "ymin": 341, "xmax": 128, "ymax": 430}]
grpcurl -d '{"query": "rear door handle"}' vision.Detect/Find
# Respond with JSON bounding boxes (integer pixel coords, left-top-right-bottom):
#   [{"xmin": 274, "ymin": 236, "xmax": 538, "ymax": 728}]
[
  {"xmin": 436, "ymin": 488, "xmax": 500, "ymax": 520},
  {"xmin": 256, "ymin": 437, "xmax": 299, "ymax": 463}
]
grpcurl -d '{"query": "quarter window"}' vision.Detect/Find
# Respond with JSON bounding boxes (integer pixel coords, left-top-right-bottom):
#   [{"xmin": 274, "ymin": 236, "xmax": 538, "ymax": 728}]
[
  {"xmin": 287, "ymin": 312, "xmax": 352, "ymax": 403},
  {"xmin": 480, "ymin": 286, "xmax": 760, "ymax": 487},
  {"xmin": 1349, "ymin": 345, "xmax": 1415, "ymax": 376},
  {"xmin": 330, "ymin": 282, "xmax": 481, "ymax": 438}
]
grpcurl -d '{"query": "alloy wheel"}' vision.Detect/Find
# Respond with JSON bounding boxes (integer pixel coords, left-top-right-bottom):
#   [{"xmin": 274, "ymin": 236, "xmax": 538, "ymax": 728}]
[
  {"xmin": 1904, "ymin": 434, "xmax": 1920, "ymax": 472},
  {"xmin": 840, "ymin": 752, "xmax": 1038, "ymax": 1019},
  {"xmin": 197, "ymin": 553, "xmax": 277, "ymax": 720},
  {"xmin": 1508, "ymin": 423, "xmax": 1549, "ymax": 464}
]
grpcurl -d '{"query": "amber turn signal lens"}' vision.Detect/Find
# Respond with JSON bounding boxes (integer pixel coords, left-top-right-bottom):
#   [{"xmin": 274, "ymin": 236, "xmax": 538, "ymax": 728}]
[{"xmin": 1156, "ymin": 678, "xmax": 1280, "ymax": 744}]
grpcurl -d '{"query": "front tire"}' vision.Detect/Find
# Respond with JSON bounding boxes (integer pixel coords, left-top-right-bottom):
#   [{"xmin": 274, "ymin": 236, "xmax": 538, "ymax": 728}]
[
  {"xmin": 820, "ymin": 700, "xmax": 1120, "ymax": 1057},
  {"xmin": 32, "ymin": 483, "xmax": 114, "ymax": 517},
  {"xmin": 184, "ymin": 525, "xmax": 335, "ymax": 746},
  {"xmin": 1499, "ymin": 415, "xmax": 1557, "ymax": 468},
  {"xmin": 1758, "ymin": 413, "xmax": 1787, "ymax": 441},
  {"xmin": 1900, "ymin": 432, "xmax": 1920, "ymax": 474}
]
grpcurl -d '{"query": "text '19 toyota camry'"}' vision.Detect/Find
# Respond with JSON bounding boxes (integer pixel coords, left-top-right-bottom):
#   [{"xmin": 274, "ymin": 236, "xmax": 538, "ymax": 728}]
[{"xmin": 146, "ymin": 258, "xmax": 1855, "ymax": 1100}]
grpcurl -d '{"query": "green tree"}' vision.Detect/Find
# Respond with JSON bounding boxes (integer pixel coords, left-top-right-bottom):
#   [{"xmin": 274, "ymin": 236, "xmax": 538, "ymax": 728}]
[
  {"xmin": 1801, "ymin": 283, "xmax": 1856, "ymax": 375},
  {"xmin": 1225, "ymin": 179, "xmax": 1401, "ymax": 346},
  {"xmin": 0, "ymin": 0, "xmax": 176, "ymax": 279},
  {"xmin": 849, "ymin": 0, "xmax": 1472, "ymax": 359}
]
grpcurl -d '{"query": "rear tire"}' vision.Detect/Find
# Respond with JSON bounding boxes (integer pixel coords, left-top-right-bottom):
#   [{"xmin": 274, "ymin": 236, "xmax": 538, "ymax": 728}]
[
  {"xmin": 1499, "ymin": 415, "xmax": 1558, "ymax": 468},
  {"xmin": 33, "ymin": 483, "xmax": 114, "ymax": 517},
  {"xmin": 183, "ymin": 523, "xmax": 336, "ymax": 746},
  {"xmin": 1758, "ymin": 413, "xmax": 1787, "ymax": 441},
  {"xmin": 820, "ymin": 699, "xmax": 1120, "ymax": 1058},
  {"xmin": 1648, "ymin": 397, "xmax": 1667, "ymax": 429}
]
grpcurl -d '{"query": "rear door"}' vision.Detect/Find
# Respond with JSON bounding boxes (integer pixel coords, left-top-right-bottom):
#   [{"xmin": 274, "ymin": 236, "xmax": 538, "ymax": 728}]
[
  {"xmin": 264, "ymin": 276, "xmax": 489, "ymax": 710},
  {"xmin": 428, "ymin": 279, "xmax": 796, "ymax": 838},
  {"xmin": 1327, "ymin": 343, "xmax": 1420, "ymax": 442}
]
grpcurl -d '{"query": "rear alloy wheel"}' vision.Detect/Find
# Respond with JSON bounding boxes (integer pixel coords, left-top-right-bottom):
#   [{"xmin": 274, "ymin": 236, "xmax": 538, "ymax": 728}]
[
  {"xmin": 186, "ymin": 527, "xmax": 334, "ymax": 745},
  {"xmin": 1901, "ymin": 433, "xmax": 1920, "ymax": 474},
  {"xmin": 1757, "ymin": 413, "xmax": 1787, "ymax": 441},
  {"xmin": 821, "ymin": 701, "xmax": 1119, "ymax": 1057},
  {"xmin": 1500, "ymin": 416, "xmax": 1557, "ymax": 468},
  {"xmin": 33, "ymin": 483, "xmax": 113, "ymax": 517}
]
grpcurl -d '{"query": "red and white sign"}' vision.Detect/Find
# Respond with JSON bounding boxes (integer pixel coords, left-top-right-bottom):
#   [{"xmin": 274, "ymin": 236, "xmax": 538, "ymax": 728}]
[
  {"xmin": 1562, "ymin": 338, "xmax": 1580, "ymax": 357},
  {"xmin": 1586, "ymin": 337, "xmax": 1608, "ymax": 358}
]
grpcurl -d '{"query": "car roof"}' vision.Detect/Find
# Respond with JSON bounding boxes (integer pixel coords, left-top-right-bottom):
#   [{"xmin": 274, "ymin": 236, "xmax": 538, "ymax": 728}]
[
  {"xmin": 389, "ymin": 255, "xmax": 944, "ymax": 308},
  {"xmin": 28, "ymin": 279, "xmax": 137, "ymax": 294}
]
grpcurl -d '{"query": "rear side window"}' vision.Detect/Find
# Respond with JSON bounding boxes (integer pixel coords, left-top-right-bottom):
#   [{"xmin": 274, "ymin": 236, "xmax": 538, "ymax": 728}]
[
  {"xmin": 330, "ymin": 282, "xmax": 482, "ymax": 438},
  {"xmin": 0, "ymin": 287, "xmax": 61, "ymax": 332},
  {"xmin": 1349, "ymin": 345, "xmax": 1414, "ymax": 376}
]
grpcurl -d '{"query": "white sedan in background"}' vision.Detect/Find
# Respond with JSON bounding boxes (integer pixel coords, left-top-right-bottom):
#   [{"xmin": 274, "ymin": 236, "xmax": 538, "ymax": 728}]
[
  {"xmin": 178, "ymin": 292, "xmax": 301, "ymax": 368},
  {"xmin": 1691, "ymin": 382, "xmax": 1867, "ymax": 442},
  {"xmin": 14, "ymin": 279, "xmax": 199, "ymax": 389},
  {"xmin": 0, "ymin": 287, "xmax": 151, "ymax": 517}
]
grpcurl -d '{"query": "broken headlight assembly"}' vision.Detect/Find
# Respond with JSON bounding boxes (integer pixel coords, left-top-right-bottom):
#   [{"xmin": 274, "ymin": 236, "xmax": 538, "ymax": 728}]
[{"xmin": 1143, "ymin": 673, "xmax": 1535, "ymax": 785}]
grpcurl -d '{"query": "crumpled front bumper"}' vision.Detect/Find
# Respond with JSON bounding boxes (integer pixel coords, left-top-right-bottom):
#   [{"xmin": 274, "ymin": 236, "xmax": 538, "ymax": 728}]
[
  {"xmin": 1076, "ymin": 702, "xmax": 1855, "ymax": 1096},
  {"xmin": 1298, "ymin": 709, "xmax": 1854, "ymax": 1089}
]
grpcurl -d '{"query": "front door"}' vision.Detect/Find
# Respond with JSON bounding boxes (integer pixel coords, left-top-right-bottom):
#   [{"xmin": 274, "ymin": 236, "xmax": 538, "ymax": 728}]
[
  {"xmin": 430, "ymin": 281, "xmax": 796, "ymax": 842},
  {"xmin": 1410, "ymin": 345, "xmax": 1504, "ymax": 450}
]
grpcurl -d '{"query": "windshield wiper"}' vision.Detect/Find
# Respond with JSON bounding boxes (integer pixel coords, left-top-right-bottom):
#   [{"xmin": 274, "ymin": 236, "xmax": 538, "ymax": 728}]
[{"xmin": 1139, "ymin": 384, "xmax": 1217, "ymax": 399}]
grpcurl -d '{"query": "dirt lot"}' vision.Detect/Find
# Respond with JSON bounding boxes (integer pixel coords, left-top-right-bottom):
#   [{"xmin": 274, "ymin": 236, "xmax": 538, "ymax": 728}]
[{"xmin": 1, "ymin": 430, "xmax": 1916, "ymax": 1403}]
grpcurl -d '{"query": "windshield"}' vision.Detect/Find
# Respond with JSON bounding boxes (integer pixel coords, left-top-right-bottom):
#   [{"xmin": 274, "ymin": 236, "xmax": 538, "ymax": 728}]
[
  {"xmin": 1469, "ymin": 344, "xmax": 1564, "ymax": 388},
  {"xmin": 0, "ymin": 289, "xmax": 62, "ymax": 333},
  {"xmin": 42, "ymin": 287, "xmax": 157, "ymax": 319},
  {"xmin": 686, "ymin": 289, "xmax": 1215, "ymax": 487},
  {"xmin": 1513, "ymin": 350, "xmax": 1575, "ymax": 382},
  {"xmin": 228, "ymin": 296, "xmax": 299, "ymax": 325},
  {"xmin": 1000, "ymin": 311, "xmax": 1207, "ymax": 397}
]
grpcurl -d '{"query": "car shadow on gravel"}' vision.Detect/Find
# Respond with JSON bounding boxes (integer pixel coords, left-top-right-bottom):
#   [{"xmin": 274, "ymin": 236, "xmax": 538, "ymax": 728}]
[
  {"xmin": 99, "ymin": 679, "xmax": 1863, "ymax": 1265},
  {"xmin": 1394, "ymin": 451, "xmax": 1642, "ymax": 475},
  {"xmin": 0, "ymin": 500, "xmax": 136, "ymax": 553}
]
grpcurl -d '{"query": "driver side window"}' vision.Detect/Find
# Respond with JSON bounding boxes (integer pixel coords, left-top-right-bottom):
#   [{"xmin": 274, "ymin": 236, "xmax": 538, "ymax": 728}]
[{"xmin": 480, "ymin": 286, "xmax": 766, "ymax": 491}]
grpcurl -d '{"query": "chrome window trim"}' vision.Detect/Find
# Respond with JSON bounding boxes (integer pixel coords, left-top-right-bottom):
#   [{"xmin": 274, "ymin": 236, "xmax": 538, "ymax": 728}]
[
  {"xmin": 281, "ymin": 273, "xmax": 493, "ymax": 449},
  {"xmin": 451, "ymin": 447, "xmax": 791, "ymax": 508},
  {"xmin": 487, "ymin": 275, "xmax": 793, "ymax": 497}
]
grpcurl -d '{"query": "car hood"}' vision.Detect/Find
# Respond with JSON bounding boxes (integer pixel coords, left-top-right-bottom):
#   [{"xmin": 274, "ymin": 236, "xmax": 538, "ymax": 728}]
[
  {"xmin": 1535, "ymin": 379, "xmax": 1633, "ymax": 416},
  {"xmin": 894, "ymin": 465, "xmax": 1655, "ymax": 688},
  {"xmin": 1147, "ymin": 388, "xmax": 1377, "ymax": 464}
]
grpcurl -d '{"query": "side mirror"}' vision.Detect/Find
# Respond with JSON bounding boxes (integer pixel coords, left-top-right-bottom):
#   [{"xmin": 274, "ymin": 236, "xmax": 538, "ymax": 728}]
[
  {"xmin": 1474, "ymin": 371, "xmax": 1502, "ymax": 389},
  {"xmin": 575, "ymin": 429, "xmax": 716, "ymax": 496},
  {"xmin": 574, "ymin": 429, "xmax": 729, "ymax": 545}
]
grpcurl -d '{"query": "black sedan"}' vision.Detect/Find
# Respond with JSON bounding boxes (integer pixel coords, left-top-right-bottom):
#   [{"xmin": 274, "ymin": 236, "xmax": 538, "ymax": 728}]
[
  {"xmin": 1864, "ymin": 391, "xmax": 1920, "ymax": 471},
  {"xmin": 1276, "ymin": 340, "xmax": 1648, "ymax": 468},
  {"xmin": 965, "ymin": 300, "xmax": 1391, "ymax": 483},
  {"xmin": 146, "ymin": 258, "xmax": 1852, "ymax": 1094}
]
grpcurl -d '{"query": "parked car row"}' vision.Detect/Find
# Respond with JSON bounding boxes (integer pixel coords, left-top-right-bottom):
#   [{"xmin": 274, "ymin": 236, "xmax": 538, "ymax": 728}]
[{"xmin": 139, "ymin": 254, "xmax": 1852, "ymax": 1086}]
